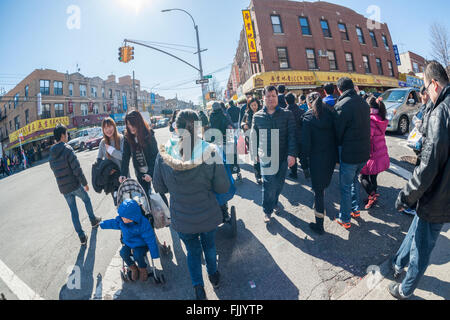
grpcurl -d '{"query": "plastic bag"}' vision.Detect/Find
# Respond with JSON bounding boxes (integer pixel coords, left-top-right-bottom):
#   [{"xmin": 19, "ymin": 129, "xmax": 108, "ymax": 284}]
[
  {"xmin": 149, "ymin": 193, "xmax": 171, "ymax": 229},
  {"xmin": 407, "ymin": 127, "xmax": 422, "ymax": 151}
]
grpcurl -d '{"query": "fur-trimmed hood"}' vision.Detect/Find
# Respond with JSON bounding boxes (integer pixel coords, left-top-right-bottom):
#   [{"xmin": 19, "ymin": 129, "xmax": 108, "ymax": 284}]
[{"xmin": 158, "ymin": 137, "xmax": 221, "ymax": 172}]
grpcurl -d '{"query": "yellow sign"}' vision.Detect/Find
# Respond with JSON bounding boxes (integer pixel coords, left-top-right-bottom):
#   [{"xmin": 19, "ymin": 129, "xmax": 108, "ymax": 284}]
[
  {"xmin": 9, "ymin": 116, "xmax": 69, "ymax": 143},
  {"xmin": 242, "ymin": 10, "xmax": 258, "ymax": 64},
  {"xmin": 316, "ymin": 72, "xmax": 376, "ymax": 86},
  {"xmin": 246, "ymin": 71, "xmax": 318, "ymax": 91}
]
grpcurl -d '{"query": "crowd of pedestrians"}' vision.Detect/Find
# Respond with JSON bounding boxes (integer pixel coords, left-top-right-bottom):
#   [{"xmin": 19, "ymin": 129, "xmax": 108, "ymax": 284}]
[{"xmin": 43, "ymin": 60, "xmax": 449, "ymax": 300}]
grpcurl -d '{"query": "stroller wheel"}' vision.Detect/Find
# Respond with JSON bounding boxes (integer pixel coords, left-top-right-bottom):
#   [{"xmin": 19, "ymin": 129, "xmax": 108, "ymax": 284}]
[
  {"xmin": 236, "ymin": 173, "xmax": 243, "ymax": 182},
  {"xmin": 229, "ymin": 206, "xmax": 237, "ymax": 238}
]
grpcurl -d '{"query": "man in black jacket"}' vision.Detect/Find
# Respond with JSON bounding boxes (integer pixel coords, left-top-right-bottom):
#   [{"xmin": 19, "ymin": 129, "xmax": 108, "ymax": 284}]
[
  {"xmin": 389, "ymin": 61, "xmax": 450, "ymax": 300},
  {"xmin": 251, "ymin": 86, "xmax": 297, "ymax": 223},
  {"xmin": 227, "ymin": 100, "xmax": 240, "ymax": 129},
  {"xmin": 49, "ymin": 124, "xmax": 101, "ymax": 245},
  {"xmin": 334, "ymin": 77, "xmax": 370, "ymax": 229}
]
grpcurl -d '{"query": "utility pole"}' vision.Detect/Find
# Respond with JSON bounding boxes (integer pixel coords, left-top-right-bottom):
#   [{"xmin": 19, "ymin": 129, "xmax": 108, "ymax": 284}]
[{"xmin": 133, "ymin": 71, "xmax": 138, "ymax": 111}]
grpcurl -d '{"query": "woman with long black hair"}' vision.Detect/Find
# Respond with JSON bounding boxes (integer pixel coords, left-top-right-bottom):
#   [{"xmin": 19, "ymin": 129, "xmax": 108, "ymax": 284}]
[
  {"xmin": 241, "ymin": 97, "xmax": 262, "ymax": 184},
  {"xmin": 119, "ymin": 110, "xmax": 168, "ymax": 205},
  {"xmin": 300, "ymin": 92, "xmax": 338, "ymax": 234}
]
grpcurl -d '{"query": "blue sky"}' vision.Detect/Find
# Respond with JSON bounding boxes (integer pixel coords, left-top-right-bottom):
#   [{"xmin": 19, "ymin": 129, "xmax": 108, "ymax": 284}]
[{"xmin": 0, "ymin": 0, "xmax": 448, "ymax": 104}]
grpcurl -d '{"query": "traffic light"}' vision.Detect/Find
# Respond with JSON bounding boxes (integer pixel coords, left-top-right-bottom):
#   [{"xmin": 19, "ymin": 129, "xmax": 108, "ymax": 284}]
[
  {"xmin": 118, "ymin": 47, "xmax": 124, "ymax": 62},
  {"xmin": 129, "ymin": 46, "xmax": 134, "ymax": 61},
  {"xmin": 123, "ymin": 46, "xmax": 129, "ymax": 63}
]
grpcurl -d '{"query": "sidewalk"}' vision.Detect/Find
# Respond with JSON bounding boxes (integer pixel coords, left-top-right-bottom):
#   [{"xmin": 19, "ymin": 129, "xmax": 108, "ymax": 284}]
[{"xmin": 339, "ymin": 223, "xmax": 450, "ymax": 300}]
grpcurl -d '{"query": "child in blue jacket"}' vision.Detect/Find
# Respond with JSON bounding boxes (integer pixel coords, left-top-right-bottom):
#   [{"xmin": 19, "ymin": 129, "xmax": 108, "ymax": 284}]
[{"xmin": 100, "ymin": 199, "xmax": 160, "ymax": 282}]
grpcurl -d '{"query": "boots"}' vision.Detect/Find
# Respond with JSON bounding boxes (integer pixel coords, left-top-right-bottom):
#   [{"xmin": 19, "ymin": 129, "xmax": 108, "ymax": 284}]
[
  {"xmin": 309, "ymin": 216, "xmax": 325, "ymax": 235},
  {"xmin": 129, "ymin": 264, "xmax": 139, "ymax": 281},
  {"xmin": 138, "ymin": 267, "xmax": 148, "ymax": 282}
]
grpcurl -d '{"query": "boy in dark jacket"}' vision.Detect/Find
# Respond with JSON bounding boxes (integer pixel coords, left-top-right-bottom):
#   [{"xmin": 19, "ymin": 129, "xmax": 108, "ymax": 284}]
[
  {"xmin": 49, "ymin": 124, "xmax": 101, "ymax": 245},
  {"xmin": 100, "ymin": 199, "xmax": 160, "ymax": 282}
]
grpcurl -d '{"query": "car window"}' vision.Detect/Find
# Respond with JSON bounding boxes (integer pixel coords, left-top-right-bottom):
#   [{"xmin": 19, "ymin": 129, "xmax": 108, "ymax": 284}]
[{"xmin": 380, "ymin": 90, "xmax": 407, "ymax": 103}]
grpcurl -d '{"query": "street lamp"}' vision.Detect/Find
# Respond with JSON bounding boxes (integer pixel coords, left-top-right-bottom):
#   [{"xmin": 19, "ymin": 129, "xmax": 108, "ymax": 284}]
[{"xmin": 162, "ymin": 8, "xmax": 206, "ymax": 108}]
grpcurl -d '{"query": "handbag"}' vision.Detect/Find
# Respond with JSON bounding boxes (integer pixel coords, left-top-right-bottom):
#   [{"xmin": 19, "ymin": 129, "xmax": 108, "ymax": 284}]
[
  {"xmin": 149, "ymin": 193, "xmax": 171, "ymax": 229},
  {"xmin": 237, "ymin": 135, "xmax": 248, "ymax": 155},
  {"xmin": 407, "ymin": 127, "xmax": 422, "ymax": 151}
]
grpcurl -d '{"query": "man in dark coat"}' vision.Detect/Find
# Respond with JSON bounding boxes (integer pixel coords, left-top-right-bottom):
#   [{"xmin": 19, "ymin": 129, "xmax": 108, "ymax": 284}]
[
  {"xmin": 334, "ymin": 77, "xmax": 370, "ymax": 229},
  {"xmin": 226, "ymin": 100, "xmax": 240, "ymax": 129},
  {"xmin": 49, "ymin": 124, "xmax": 101, "ymax": 245},
  {"xmin": 285, "ymin": 92, "xmax": 306, "ymax": 179},
  {"xmin": 251, "ymin": 86, "xmax": 297, "ymax": 223},
  {"xmin": 389, "ymin": 61, "xmax": 450, "ymax": 300},
  {"xmin": 277, "ymin": 85, "xmax": 287, "ymax": 108}
]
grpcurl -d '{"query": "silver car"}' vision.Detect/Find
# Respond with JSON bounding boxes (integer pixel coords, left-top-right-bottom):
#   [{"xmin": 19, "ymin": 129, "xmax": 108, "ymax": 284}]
[{"xmin": 383, "ymin": 87, "xmax": 421, "ymax": 135}]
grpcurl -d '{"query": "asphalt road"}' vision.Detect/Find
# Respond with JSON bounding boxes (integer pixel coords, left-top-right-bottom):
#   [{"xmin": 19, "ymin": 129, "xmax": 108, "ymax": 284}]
[{"xmin": 0, "ymin": 127, "xmax": 431, "ymax": 300}]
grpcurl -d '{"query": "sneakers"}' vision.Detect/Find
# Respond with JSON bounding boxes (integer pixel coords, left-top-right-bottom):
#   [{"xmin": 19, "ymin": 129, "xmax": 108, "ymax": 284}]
[
  {"xmin": 138, "ymin": 267, "xmax": 148, "ymax": 282},
  {"xmin": 388, "ymin": 282, "xmax": 411, "ymax": 300},
  {"xmin": 264, "ymin": 214, "xmax": 272, "ymax": 223},
  {"xmin": 256, "ymin": 178, "xmax": 262, "ymax": 185},
  {"xmin": 350, "ymin": 210, "xmax": 361, "ymax": 218},
  {"xmin": 364, "ymin": 194, "xmax": 378, "ymax": 209},
  {"xmin": 391, "ymin": 259, "xmax": 403, "ymax": 279},
  {"xmin": 91, "ymin": 217, "xmax": 102, "ymax": 228},
  {"xmin": 194, "ymin": 285, "xmax": 206, "ymax": 300},
  {"xmin": 80, "ymin": 234, "xmax": 88, "ymax": 246},
  {"xmin": 208, "ymin": 271, "xmax": 220, "ymax": 288},
  {"xmin": 402, "ymin": 208, "xmax": 417, "ymax": 216},
  {"xmin": 335, "ymin": 218, "xmax": 351, "ymax": 229}
]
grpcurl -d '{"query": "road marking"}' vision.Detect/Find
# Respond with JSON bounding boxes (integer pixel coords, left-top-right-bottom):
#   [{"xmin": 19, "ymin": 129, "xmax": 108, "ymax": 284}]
[{"xmin": 0, "ymin": 259, "xmax": 43, "ymax": 300}]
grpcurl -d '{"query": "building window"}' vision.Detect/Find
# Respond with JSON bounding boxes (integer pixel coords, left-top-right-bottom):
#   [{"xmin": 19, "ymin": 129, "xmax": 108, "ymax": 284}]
[
  {"xmin": 80, "ymin": 85, "xmax": 87, "ymax": 97},
  {"xmin": 413, "ymin": 62, "xmax": 420, "ymax": 73},
  {"xmin": 363, "ymin": 55, "xmax": 372, "ymax": 73},
  {"xmin": 382, "ymin": 35, "xmax": 389, "ymax": 50},
  {"xmin": 102, "ymin": 88, "xmax": 105, "ymax": 98},
  {"xmin": 69, "ymin": 83, "xmax": 73, "ymax": 96},
  {"xmin": 376, "ymin": 58, "xmax": 383, "ymax": 75},
  {"xmin": 369, "ymin": 31, "xmax": 378, "ymax": 47},
  {"xmin": 9, "ymin": 121, "xmax": 12, "ymax": 131},
  {"xmin": 346, "ymin": 53, "xmax": 355, "ymax": 72},
  {"xmin": 299, "ymin": 17, "xmax": 311, "ymax": 35},
  {"xmin": 41, "ymin": 104, "xmax": 51, "ymax": 119},
  {"xmin": 93, "ymin": 104, "xmax": 99, "ymax": 115},
  {"xmin": 356, "ymin": 27, "xmax": 365, "ymax": 44},
  {"xmin": 388, "ymin": 61, "xmax": 394, "ymax": 76},
  {"xmin": 328, "ymin": 50, "xmax": 338, "ymax": 70},
  {"xmin": 81, "ymin": 103, "xmax": 88, "ymax": 116},
  {"xmin": 14, "ymin": 116, "xmax": 20, "ymax": 131},
  {"xmin": 306, "ymin": 49, "xmax": 317, "ymax": 70},
  {"xmin": 40, "ymin": 80, "xmax": 50, "ymax": 95},
  {"xmin": 270, "ymin": 15, "xmax": 283, "ymax": 34},
  {"xmin": 91, "ymin": 86, "xmax": 97, "ymax": 98},
  {"xmin": 338, "ymin": 23, "xmax": 349, "ymax": 40},
  {"xmin": 55, "ymin": 104, "xmax": 64, "ymax": 117},
  {"xmin": 321, "ymin": 20, "xmax": 332, "ymax": 38},
  {"xmin": 54, "ymin": 81, "xmax": 63, "ymax": 95},
  {"xmin": 109, "ymin": 89, "xmax": 113, "ymax": 98},
  {"xmin": 277, "ymin": 47, "xmax": 290, "ymax": 69},
  {"xmin": 25, "ymin": 109, "xmax": 29, "ymax": 124},
  {"xmin": 25, "ymin": 85, "xmax": 29, "ymax": 101},
  {"xmin": 14, "ymin": 93, "xmax": 19, "ymax": 109}
]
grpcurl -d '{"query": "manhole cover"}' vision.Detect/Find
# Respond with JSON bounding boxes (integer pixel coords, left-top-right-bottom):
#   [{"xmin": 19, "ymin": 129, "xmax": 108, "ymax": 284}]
[{"xmin": 401, "ymin": 156, "xmax": 417, "ymax": 165}]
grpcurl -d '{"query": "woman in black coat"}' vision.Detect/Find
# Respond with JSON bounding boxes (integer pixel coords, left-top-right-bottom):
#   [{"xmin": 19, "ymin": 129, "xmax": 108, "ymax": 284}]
[
  {"xmin": 300, "ymin": 92, "xmax": 338, "ymax": 234},
  {"xmin": 119, "ymin": 110, "xmax": 168, "ymax": 205}
]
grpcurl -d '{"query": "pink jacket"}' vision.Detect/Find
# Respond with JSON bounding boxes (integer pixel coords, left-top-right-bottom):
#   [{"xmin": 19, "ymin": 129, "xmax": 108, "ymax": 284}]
[{"xmin": 361, "ymin": 113, "xmax": 390, "ymax": 175}]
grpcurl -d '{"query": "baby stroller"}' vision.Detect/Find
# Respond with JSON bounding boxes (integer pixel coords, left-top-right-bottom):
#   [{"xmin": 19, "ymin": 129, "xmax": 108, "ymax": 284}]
[
  {"xmin": 116, "ymin": 178, "xmax": 171, "ymax": 284},
  {"xmin": 216, "ymin": 149, "xmax": 238, "ymax": 238}
]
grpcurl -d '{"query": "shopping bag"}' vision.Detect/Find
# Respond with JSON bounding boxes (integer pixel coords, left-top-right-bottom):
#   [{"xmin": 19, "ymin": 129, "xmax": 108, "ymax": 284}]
[
  {"xmin": 407, "ymin": 127, "xmax": 422, "ymax": 151},
  {"xmin": 237, "ymin": 135, "xmax": 248, "ymax": 155},
  {"xmin": 149, "ymin": 193, "xmax": 171, "ymax": 229}
]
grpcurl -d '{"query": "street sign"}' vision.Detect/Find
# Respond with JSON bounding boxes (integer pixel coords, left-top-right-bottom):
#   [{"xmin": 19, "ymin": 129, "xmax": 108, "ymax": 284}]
[
  {"xmin": 393, "ymin": 45, "xmax": 401, "ymax": 66},
  {"xmin": 150, "ymin": 93, "xmax": 156, "ymax": 104},
  {"xmin": 203, "ymin": 75, "xmax": 213, "ymax": 79},
  {"xmin": 196, "ymin": 79, "xmax": 209, "ymax": 84}
]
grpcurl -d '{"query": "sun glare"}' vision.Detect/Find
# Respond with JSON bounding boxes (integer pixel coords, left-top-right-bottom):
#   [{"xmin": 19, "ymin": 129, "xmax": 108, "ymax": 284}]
[{"xmin": 118, "ymin": 0, "xmax": 146, "ymax": 14}]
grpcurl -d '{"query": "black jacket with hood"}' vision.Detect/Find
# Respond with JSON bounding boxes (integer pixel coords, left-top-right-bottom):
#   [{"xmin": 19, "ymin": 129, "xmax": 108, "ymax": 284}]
[
  {"xmin": 49, "ymin": 142, "xmax": 88, "ymax": 195},
  {"xmin": 92, "ymin": 159, "xmax": 121, "ymax": 195},
  {"xmin": 396, "ymin": 85, "xmax": 450, "ymax": 223}
]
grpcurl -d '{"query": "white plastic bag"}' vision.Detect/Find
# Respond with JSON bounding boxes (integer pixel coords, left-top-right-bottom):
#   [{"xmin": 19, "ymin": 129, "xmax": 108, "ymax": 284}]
[
  {"xmin": 149, "ymin": 193, "xmax": 171, "ymax": 229},
  {"xmin": 407, "ymin": 127, "xmax": 422, "ymax": 151}
]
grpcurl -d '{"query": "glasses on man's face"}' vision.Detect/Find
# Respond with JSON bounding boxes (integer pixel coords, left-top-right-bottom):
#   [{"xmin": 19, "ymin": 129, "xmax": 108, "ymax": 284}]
[{"xmin": 425, "ymin": 80, "xmax": 433, "ymax": 94}]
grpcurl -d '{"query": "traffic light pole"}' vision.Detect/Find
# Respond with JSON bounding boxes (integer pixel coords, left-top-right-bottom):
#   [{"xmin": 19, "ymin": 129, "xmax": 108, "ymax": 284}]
[{"xmin": 194, "ymin": 24, "xmax": 207, "ymax": 108}]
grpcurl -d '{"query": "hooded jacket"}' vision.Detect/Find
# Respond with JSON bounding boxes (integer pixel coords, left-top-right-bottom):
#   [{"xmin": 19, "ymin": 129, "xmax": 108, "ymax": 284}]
[
  {"xmin": 152, "ymin": 138, "xmax": 230, "ymax": 234},
  {"xmin": 300, "ymin": 108, "xmax": 338, "ymax": 190},
  {"xmin": 334, "ymin": 89, "xmax": 371, "ymax": 164},
  {"xmin": 91, "ymin": 159, "xmax": 121, "ymax": 194},
  {"xmin": 49, "ymin": 142, "xmax": 88, "ymax": 195},
  {"xmin": 396, "ymin": 85, "xmax": 450, "ymax": 223},
  {"xmin": 100, "ymin": 199, "xmax": 160, "ymax": 259},
  {"xmin": 360, "ymin": 113, "xmax": 390, "ymax": 176}
]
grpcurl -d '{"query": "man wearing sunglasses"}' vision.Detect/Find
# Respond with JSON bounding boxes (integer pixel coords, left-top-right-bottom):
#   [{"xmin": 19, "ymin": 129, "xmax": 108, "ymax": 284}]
[{"xmin": 390, "ymin": 61, "xmax": 450, "ymax": 299}]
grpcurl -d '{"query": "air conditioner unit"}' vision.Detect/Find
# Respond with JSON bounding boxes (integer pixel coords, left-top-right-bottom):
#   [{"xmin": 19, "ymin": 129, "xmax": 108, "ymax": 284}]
[{"xmin": 318, "ymin": 50, "xmax": 328, "ymax": 57}]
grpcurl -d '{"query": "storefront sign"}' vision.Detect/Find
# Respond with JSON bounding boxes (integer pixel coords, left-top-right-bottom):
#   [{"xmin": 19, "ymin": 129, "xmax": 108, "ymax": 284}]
[
  {"xmin": 393, "ymin": 45, "xmax": 401, "ymax": 66},
  {"xmin": 9, "ymin": 116, "xmax": 69, "ymax": 143},
  {"xmin": 242, "ymin": 10, "xmax": 258, "ymax": 64}
]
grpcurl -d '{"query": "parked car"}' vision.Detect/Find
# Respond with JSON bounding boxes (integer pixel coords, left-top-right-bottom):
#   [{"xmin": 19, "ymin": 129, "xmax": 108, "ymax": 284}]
[
  {"xmin": 86, "ymin": 133, "xmax": 103, "ymax": 151},
  {"xmin": 382, "ymin": 87, "xmax": 421, "ymax": 135},
  {"xmin": 156, "ymin": 118, "xmax": 169, "ymax": 128},
  {"xmin": 68, "ymin": 127, "xmax": 102, "ymax": 151}
]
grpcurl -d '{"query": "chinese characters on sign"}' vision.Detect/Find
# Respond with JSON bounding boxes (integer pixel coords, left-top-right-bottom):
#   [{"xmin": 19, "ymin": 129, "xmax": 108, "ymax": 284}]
[
  {"xmin": 242, "ymin": 10, "xmax": 258, "ymax": 64},
  {"xmin": 9, "ymin": 116, "xmax": 70, "ymax": 143}
]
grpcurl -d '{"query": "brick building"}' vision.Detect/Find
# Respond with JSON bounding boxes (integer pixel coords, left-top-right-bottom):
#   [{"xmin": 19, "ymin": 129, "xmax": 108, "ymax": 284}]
[
  {"xmin": 0, "ymin": 69, "xmax": 145, "ymax": 155},
  {"xmin": 398, "ymin": 51, "xmax": 427, "ymax": 77},
  {"xmin": 228, "ymin": 0, "xmax": 400, "ymax": 97}
]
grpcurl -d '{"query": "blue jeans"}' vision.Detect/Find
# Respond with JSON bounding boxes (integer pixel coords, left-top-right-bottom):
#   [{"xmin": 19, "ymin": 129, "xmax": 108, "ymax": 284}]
[
  {"xmin": 120, "ymin": 245, "xmax": 148, "ymax": 268},
  {"xmin": 63, "ymin": 186, "xmax": 97, "ymax": 239},
  {"xmin": 393, "ymin": 215, "xmax": 443, "ymax": 296},
  {"xmin": 261, "ymin": 160, "xmax": 288, "ymax": 215},
  {"xmin": 338, "ymin": 160, "xmax": 365, "ymax": 223},
  {"xmin": 178, "ymin": 229, "xmax": 218, "ymax": 287}
]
